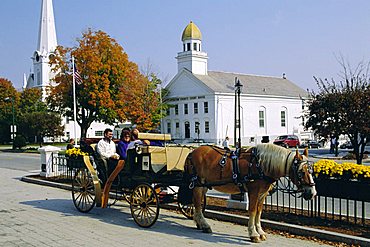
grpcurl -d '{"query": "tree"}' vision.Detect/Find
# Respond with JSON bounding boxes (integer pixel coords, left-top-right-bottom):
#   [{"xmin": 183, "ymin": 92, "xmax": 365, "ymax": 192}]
[
  {"xmin": 305, "ymin": 60, "xmax": 370, "ymax": 164},
  {"xmin": 123, "ymin": 73, "xmax": 169, "ymax": 131},
  {"xmin": 48, "ymin": 29, "xmax": 151, "ymax": 138},
  {"xmin": 16, "ymin": 88, "xmax": 59, "ymax": 144},
  {"xmin": 17, "ymin": 112, "xmax": 64, "ymax": 146},
  {"xmin": 0, "ymin": 78, "xmax": 19, "ymax": 143},
  {"xmin": 19, "ymin": 88, "xmax": 47, "ymax": 113}
]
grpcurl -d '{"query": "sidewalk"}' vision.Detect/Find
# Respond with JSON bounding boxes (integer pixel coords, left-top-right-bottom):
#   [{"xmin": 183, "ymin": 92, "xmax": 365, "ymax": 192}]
[
  {"xmin": 20, "ymin": 172, "xmax": 370, "ymax": 247},
  {"xmin": 1, "ymin": 167, "xmax": 333, "ymax": 247}
]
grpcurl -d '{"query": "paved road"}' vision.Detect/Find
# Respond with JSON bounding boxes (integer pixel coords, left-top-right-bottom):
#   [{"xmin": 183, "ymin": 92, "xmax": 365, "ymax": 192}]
[
  {"xmin": 0, "ymin": 167, "xmax": 331, "ymax": 246},
  {"xmin": 0, "ymin": 151, "xmax": 40, "ymax": 172}
]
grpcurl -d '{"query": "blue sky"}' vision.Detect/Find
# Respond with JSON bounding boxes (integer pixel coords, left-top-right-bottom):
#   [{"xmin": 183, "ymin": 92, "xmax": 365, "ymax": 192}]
[{"xmin": 1, "ymin": 0, "xmax": 370, "ymax": 91}]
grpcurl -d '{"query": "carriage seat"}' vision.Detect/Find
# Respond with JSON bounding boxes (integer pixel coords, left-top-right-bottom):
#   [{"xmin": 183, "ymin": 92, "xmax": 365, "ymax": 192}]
[{"xmin": 142, "ymin": 146, "xmax": 192, "ymax": 171}]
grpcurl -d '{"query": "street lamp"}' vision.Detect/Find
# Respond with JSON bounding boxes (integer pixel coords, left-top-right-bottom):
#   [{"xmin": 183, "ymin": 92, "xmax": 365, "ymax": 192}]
[
  {"xmin": 4, "ymin": 97, "xmax": 15, "ymax": 145},
  {"xmin": 234, "ymin": 77, "xmax": 243, "ymax": 148}
]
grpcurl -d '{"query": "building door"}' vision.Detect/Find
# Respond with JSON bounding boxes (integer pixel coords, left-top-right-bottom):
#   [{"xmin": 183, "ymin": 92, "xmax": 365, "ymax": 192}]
[{"xmin": 184, "ymin": 122, "xmax": 190, "ymax": 138}]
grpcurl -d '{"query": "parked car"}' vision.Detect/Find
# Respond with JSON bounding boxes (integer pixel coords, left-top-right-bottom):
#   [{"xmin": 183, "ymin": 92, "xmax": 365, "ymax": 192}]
[
  {"xmin": 299, "ymin": 140, "xmax": 321, "ymax": 149},
  {"xmin": 273, "ymin": 135, "xmax": 300, "ymax": 148},
  {"xmin": 340, "ymin": 141, "xmax": 353, "ymax": 149}
]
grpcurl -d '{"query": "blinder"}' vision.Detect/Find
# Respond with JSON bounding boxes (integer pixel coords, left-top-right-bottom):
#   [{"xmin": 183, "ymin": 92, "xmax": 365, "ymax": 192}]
[{"xmin": 292, "ymin": 158, "xmax": 315, "ymax": 188}]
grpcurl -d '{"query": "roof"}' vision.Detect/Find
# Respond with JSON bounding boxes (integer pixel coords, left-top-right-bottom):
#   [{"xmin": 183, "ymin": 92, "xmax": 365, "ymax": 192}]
[
  {"xmin": 181, "ymin": 21, "xmax": 202, "ymax": 41},
  {"xmin": 193, "ymin": 71, "xmax": 308, "ymax": 98}
]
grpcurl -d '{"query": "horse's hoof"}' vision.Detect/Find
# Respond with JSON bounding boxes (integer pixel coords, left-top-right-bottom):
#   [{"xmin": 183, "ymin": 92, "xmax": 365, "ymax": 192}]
[
  {"xmin": 251, "ymin": 236, "xmax": 261, "ymax": 243},
  {"xmin": 202, "ymin": 227, "xmax": 212, "ymax": 233},
  {"xmin": 260, "ymin": 235, "xmax": 267, "ymax": 241},
  {"xmin": 196, "ymin": 224, "xmax": 201, "ymax": 230}
]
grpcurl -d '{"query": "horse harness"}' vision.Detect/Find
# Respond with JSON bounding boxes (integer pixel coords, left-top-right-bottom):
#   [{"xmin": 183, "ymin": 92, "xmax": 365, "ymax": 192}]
[
  {"xmin": 187, "ymin": 146, "xmax": 276, "ymax": 192},
  {"xmin": 229, "ymin": 147, "xmax": 276, "ymax": 193}
]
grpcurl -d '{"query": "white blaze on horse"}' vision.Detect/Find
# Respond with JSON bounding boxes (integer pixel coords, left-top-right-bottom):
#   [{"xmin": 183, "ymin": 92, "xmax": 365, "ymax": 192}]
[{"xmin": 184, "ymin": 143, "xmax": 316, "ymax": 243}]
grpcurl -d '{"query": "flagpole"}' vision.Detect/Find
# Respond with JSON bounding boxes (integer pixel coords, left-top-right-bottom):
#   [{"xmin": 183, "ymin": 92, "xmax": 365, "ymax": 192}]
[{"xmin": 72, "ymin": 56, "xmax": 78, "ymax": 146}]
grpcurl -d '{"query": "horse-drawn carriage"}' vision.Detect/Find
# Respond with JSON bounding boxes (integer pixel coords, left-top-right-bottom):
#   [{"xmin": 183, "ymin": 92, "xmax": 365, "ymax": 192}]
[
  {"xmin": 69, "ymin": 132, "xmax": 317, "ymax": 243},
  {"xmin": 69, "ymin": 133, "xmax": 202, "ymax": 228}
]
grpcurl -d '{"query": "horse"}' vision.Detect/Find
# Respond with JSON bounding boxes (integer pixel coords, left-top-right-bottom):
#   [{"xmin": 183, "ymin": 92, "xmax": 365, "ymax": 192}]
[{"xmin": 184, "ymin": 143, "xmax": 316, "ymax": 243}]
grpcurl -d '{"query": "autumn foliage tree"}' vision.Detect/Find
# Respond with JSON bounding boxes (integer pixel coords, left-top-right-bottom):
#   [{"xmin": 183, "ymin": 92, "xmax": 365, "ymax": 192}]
[
  {"xmin": 305, "ymin": 60, "xmax": 370, "ymax": 164},
  {"xmin": 48, "ymin": 29, "xmax": 162, "ymax": 138}
]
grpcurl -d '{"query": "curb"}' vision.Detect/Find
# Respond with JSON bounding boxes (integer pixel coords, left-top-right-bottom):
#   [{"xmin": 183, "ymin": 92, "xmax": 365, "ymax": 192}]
[{"xmin": 21, "ymin": 175, "xmax": 370, "ymax": 246}]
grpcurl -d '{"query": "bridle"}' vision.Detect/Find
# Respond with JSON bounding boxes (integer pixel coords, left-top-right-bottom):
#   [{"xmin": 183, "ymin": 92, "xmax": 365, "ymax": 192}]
[
  {"xmin": 291, "ymin": 157, "xmax": 316, "ymax": 188},
  {"xmin": 277, "ymin": 153, "xmax": 315, "ymax": 196}
]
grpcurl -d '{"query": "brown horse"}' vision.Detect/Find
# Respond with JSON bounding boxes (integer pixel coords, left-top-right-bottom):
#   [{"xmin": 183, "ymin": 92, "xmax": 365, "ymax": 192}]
[{"xmin": 185, "ymin": 143, "xmax": 316, "ymax": 243}]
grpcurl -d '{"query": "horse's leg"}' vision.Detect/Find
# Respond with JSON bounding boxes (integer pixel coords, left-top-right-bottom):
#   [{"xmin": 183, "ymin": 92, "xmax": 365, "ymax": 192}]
[
  {"xmin": 247, "ymin": 187, "xmax": 261, "ymax": 243},
  {"xmin": 193, "ymin": 186, "xmax": 211, "ymax": 233},
  {"xmin": 255, "ymin": 183, "xmax": 272, "ymax": 241}
]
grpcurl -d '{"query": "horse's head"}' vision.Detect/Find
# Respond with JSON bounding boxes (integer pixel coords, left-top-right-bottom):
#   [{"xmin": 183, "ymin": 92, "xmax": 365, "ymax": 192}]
[{"xmin": 290, "ymin": 148, "xmax": 317, "ymax": 200}]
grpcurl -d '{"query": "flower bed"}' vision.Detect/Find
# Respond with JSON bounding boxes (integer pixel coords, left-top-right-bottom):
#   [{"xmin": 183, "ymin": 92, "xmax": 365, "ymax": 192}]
[
  {"xmin": 313, "ymin": 159, "xmax": 370, "ymax": 201},
  {"xmin": 313, "ymin": 159, "xmax": 370, "ymax": 182}
]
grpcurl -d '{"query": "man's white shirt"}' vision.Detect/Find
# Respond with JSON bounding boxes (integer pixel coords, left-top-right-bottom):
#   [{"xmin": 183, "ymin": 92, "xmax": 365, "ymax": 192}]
[{"xmin": 97, "ymin": 138, "xmax": 119, "ymax": 159}]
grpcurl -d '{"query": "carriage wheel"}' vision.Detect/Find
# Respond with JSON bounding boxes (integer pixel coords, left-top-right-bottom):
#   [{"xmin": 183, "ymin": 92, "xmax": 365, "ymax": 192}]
[
  {"xmin": 123, "ymin": 192, "xmax": 132, "ymax": 204},
  {"xmin": 178, "ymin": 194, "xmax": 206, "ymax": 219},
  {"xmin": 130, "ymin": 183, "xmax": 159, "ymax": 228},
  {"xmin": 72, "ymin": 168, "xmax": 96, "ymax": 213}
]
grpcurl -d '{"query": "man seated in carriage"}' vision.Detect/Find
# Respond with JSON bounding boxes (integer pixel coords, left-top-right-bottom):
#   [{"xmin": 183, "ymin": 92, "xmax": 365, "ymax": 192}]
[{"xmin": 96, "ymin": 128, "xmax": 120, "ymax": 174}]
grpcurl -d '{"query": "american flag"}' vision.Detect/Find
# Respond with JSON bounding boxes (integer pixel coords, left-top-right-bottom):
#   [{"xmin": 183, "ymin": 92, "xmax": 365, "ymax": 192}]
[{"xmin": 73, "ymin": 65, "xmax": 83, "ymax": 85}]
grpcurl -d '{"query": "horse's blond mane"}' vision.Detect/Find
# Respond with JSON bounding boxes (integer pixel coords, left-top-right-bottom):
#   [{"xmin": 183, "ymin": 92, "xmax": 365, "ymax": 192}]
[{"xmin": 255, "ymin": 144, "xmax": 294, "ymax": 178}]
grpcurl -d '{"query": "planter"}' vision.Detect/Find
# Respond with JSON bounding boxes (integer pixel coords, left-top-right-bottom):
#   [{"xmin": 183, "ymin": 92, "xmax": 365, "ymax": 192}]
[
  {"xmin": 66, "ymin": 156, "xmax": 86, "ymax": 169},
  {"xmin": 315, "ymin": 178, "xmax": 370, "ymax": 202}
]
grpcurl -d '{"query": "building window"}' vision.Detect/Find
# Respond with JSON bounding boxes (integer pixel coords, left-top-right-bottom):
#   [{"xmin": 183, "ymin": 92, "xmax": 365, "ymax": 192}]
[
  {"xmin": 187, "ymin": 43, "xmax": 191, "ymax": 51},
  {"xmin": 205, "ymin": 121, "xmax": 209, "ymax": 133},
  {"xmin": 37, "ymin": 71, "xmax": 41, "ymax": 85},
  {"xmin": 95, "ymin": 131, "xmax": 103, "ymax": 137},
  {"xmin": 183, "ymin": 44, "xmax": 185, "ymax": 52},
  {"xmin": 175, "ymin": 122, "xmax": 180, "ymax": 134},
  {"xmin": 195, "ymin": 122, "xmax": 200, "ymax": 134},
  {"xmin": 259, "ymin": 110, "xmax": 265, "ymax": 128},
  {"xmin": 194, "ymin": 103, "xmax": 198, "ymax": 114},
  {"xmin": 184, "ymin": 103, "xmax": 188, "ymax": 114},
  {"xmin": 175, "ymin": 104, "xmax": 178, "ymax": 115},
  {"xmin": 166, "ymin": 108, "xmax": 170, "ymax": 116},
  {"xmin": 193, "ymin": 43, "xmax": 197, "ymax": 51},
  {"xmin": 281, "ymin": 110, "xmax": 286, "ymax": 127},
  {"xmin": 167, "ymin": 122, "xmax": 171, "ymax": 134},
  {"xmin": 204, "ymin": 102, "xmax": 208, "ymax": 113}
]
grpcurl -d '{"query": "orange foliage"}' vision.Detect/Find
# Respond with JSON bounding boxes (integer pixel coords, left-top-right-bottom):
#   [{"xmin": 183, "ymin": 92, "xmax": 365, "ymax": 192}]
[{"xmin": 47, "ymin": 29, "xmax": 157, "ymax": 137}]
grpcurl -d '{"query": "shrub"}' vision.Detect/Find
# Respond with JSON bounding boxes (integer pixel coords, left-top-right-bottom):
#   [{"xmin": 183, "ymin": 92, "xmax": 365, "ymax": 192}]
[{"xmin": 13, "ymin": 135, "xmax": 27, "ymax": 149}]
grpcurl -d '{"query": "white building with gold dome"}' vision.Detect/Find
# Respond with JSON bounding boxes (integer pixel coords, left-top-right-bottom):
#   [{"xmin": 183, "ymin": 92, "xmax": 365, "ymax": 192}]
[{"xmin": 163, "ymin": 22, "xmax": 311, "ymax": 146}]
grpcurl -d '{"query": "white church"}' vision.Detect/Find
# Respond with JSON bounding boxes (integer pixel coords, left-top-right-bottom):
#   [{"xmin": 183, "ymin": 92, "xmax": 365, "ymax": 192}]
[
  {"xmin": 163, "ymin": 22, "xmax": 311, "ymax": 146},
  {"xmin": 24, "ymin": 0, "xmax": 114, "ymax": 141}
]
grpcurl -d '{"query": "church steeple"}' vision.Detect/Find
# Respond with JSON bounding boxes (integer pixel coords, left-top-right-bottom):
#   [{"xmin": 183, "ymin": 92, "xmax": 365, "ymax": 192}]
[
  {"xmin": 37, "ymin": 0, "xmax": 57, "ymax": 54},
  {"xmin": 26, "ymin": 0, "xmax": 58, "ymax": 100},
  {"xmin": 176, "ymin": 21, "xmax": 208, "ymax": 75}
]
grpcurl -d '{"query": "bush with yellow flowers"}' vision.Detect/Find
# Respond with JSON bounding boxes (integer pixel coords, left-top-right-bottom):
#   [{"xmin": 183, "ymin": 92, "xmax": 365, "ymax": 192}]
[
  {"xmin": 65, "ymin": 147, "xmax": 88, "ymax": 159},
  {"xmin": 313, "ymin": 159, "xmax": 370, "ymax": 182}
]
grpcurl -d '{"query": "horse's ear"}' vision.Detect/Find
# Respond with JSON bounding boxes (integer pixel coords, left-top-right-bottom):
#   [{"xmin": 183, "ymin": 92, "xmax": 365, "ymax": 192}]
[
  {"xmin": 303, "ymin": 148, "xmax": 309, "ymax": 157},
  {"xmin": 295, "ymin": 149, "xmax": 299, "ymax": 157}
]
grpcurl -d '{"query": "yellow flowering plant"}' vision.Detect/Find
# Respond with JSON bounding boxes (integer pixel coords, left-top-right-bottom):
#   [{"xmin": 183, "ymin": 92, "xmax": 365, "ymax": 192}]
[
  {"xmin": 313, "ymin": 159, "xmax": 370, "ymax": 182},
  {"xmin": 65, "ymin": 147, "xmax": 88, "ymax": 159}
]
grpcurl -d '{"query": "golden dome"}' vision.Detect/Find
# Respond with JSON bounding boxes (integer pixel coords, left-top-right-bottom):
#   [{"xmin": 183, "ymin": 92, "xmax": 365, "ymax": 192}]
[{"xmin": 181, "ymin": 21, "xmax": 202, "ymax": 41}]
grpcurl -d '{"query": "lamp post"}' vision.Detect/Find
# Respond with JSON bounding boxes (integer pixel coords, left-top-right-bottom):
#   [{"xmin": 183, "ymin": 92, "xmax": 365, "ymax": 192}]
[
  {"xmin": 4, "ymin": 97, "xmax": 15, "ymax": 146},
  {"xmin": 234, "ymin": 77, "xmax": 243, "ymax": 148}
]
